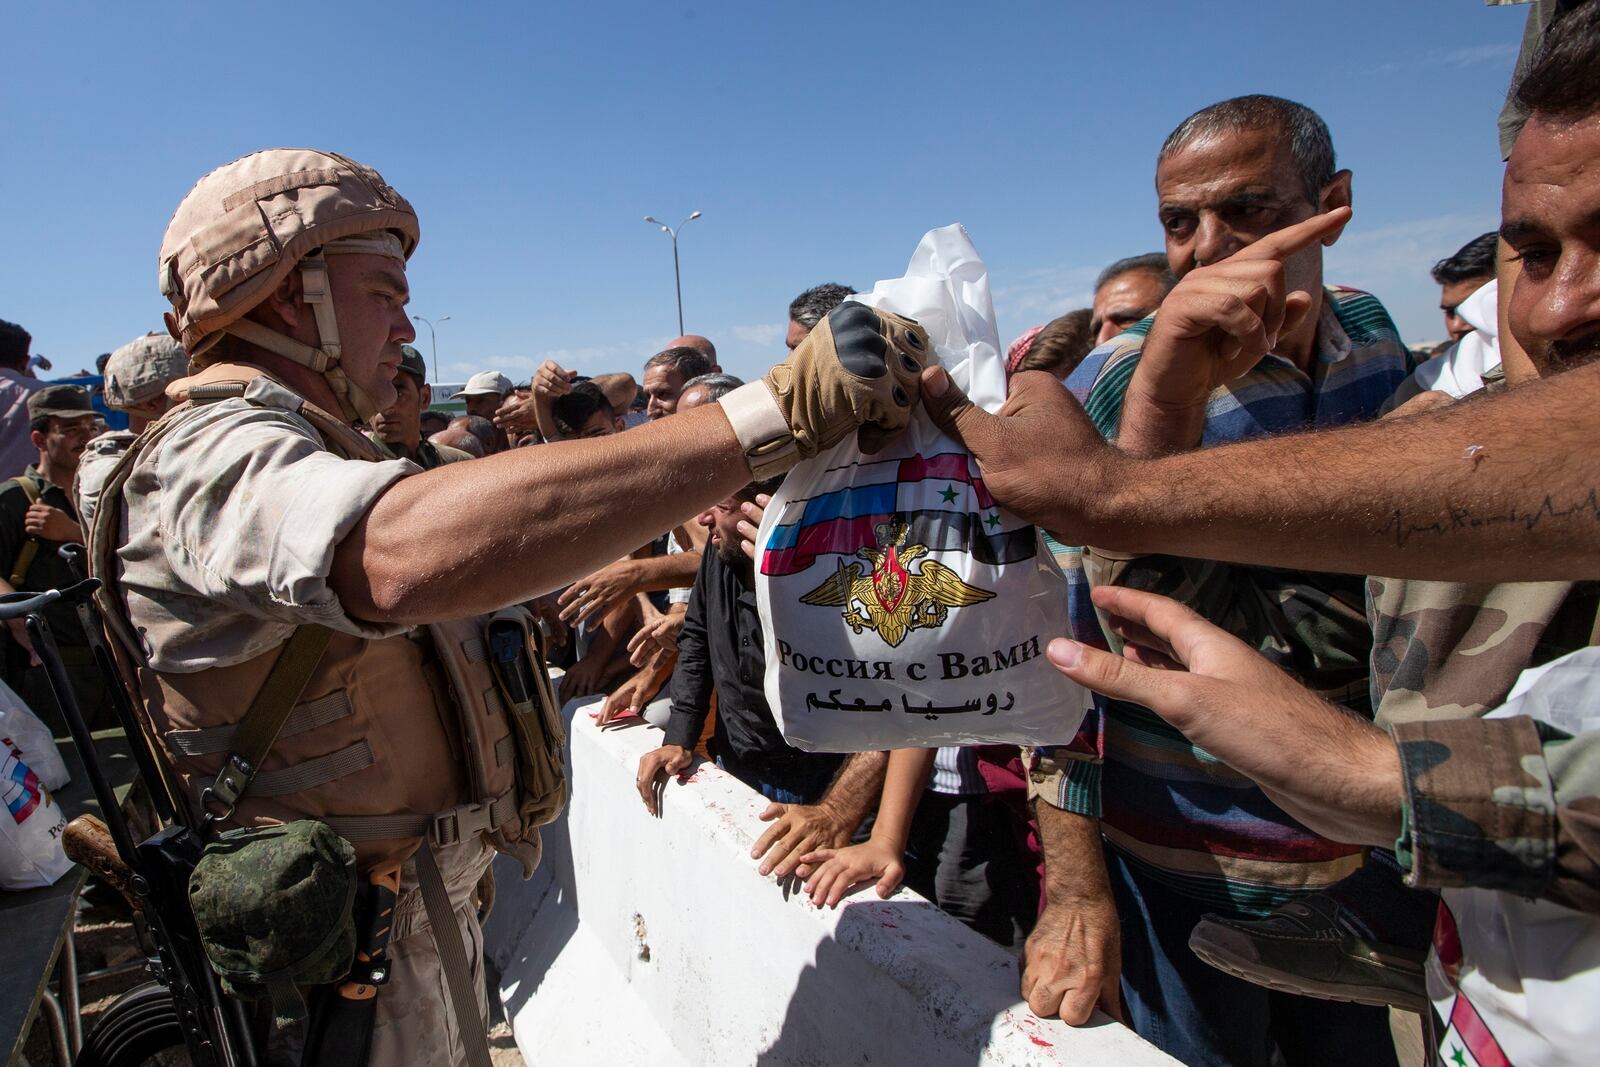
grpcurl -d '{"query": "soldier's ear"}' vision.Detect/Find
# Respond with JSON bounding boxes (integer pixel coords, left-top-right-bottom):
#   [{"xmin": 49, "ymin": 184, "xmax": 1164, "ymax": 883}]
[
  {"xmin": 419, "ymin": 384, "xmax": 432, "ymax": 407},
  {"xmin": 259, "ymin": 270, "xmax": 306, "ymax": 331}
]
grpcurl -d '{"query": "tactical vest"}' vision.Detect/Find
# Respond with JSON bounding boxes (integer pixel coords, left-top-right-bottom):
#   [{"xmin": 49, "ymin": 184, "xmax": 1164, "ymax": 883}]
[{"xmin": 89, "ymin": 363, "xmax": 565, "ymax": 875}]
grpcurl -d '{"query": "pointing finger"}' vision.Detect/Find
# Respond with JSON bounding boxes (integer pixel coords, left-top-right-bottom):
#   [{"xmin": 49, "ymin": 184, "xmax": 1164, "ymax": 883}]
[{"xmin": 1232, "ymin": 206, "xmax": 1351, "ymax": 265}]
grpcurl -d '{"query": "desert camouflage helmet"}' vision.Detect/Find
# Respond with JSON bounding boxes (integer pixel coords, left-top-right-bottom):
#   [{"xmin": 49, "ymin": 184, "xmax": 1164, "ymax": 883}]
[
  {"xmin": 103, "ymin": 332, "xmax": 189, "ymax": 412},
  {"xmin": 158, "ymin": 148, "xmax": 419, "ymax": 423}
]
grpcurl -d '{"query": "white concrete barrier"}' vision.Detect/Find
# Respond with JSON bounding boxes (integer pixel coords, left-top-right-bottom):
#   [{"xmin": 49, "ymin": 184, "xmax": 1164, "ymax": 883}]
[{"xmin": 483, "ymin": 696, "xmax": 1178, "ymax": 1067}]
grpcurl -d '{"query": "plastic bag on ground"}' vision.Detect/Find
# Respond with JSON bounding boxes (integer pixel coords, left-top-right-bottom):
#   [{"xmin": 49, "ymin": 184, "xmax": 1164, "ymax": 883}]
[
  {"xmin": 1, "ymin": 737, "xmax": 73, "ymax": 889},
  {"xmin": 755, "ymin": 224, "xmax": 1089, "ymax": 751},
  {"xmin": 0, "ymin": 678, "xmax": 70, "ymax": 790}
]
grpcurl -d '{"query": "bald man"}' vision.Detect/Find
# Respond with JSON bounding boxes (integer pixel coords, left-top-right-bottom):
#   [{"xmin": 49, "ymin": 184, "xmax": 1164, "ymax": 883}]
[{"xmin": 667, "ymin": 334, "xmax": 718, "ymax": 370}]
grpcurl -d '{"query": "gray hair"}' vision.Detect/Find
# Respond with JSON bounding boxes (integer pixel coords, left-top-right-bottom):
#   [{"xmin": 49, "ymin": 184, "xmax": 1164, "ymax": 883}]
[
  {"xmin": 680, "ymin": 372, "xmax": 744, "ymax": 402},
  {"xmin": 1094, "ymin": 252, "xmax": 1177, "ymax": 296},
  {"xmin": 788, "ymin": 283, "xmax": 857, "ymax": 330},
  {"xmin": 1159, "ymin": 94, "xmax": 1336, "ymax": 204}
]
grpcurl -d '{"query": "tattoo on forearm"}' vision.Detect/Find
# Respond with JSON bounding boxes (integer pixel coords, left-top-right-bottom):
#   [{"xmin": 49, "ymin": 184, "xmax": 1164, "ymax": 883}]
[{"xmin": 1376, "ymin": 488, "xmax": 1600, "ymax": 547}]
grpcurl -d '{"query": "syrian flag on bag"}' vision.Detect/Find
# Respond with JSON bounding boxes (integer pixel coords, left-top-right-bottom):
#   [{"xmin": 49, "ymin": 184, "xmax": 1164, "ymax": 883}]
[
  {"xmin": 3, "ymin": 739, "xmax": 45, "ymax": 824},
  {"xmin": 1430, "ymin": 902, "xmax": 1513, "ymax": 1067},
  {"xmin": 755, "ymin": 224, "xmax": 1089, "ymax": 753}
]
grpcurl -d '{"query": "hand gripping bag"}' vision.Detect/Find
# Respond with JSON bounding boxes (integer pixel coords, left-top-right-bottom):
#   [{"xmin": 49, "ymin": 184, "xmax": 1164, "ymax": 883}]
[{"xmin": 755, "ymin": 225, "xmax": 1090, "ymax": 751}]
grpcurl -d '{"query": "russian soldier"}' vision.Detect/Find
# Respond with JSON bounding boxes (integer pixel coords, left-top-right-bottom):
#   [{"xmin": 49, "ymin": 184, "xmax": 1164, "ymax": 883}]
[{"xmin": 91, "ymin": 148, "xmax": 929, "ymax": 1066}]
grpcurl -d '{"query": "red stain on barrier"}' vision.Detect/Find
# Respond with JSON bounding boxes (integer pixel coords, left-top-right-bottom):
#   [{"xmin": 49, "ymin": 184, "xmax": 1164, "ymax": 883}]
[{"xmin": 1028, "ymin": 1036, "xmax": 1053, "ymax": 1048}]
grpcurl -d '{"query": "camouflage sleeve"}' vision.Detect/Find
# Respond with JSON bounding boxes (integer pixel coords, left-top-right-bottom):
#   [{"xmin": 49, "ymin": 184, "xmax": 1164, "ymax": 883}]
[{"xmin": 1394, "ymin": 715, "xmax": 1600, "ymax": 914}]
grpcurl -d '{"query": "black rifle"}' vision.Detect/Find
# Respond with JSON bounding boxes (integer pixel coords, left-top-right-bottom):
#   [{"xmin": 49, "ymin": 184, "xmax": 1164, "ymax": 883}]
[{"xmin": 6, "ymin": 569, "xmax": 257, "ymax": 1067}]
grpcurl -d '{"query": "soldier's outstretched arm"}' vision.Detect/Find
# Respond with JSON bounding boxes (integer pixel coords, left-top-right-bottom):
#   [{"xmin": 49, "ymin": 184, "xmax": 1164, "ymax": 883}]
[
  {"xmin": 926, "ymin": 361, "xmax": 1600, "ymax": 583},
  {"xmin": 332, "ymin": 302, "xmax": 931, "ymax": 624}
]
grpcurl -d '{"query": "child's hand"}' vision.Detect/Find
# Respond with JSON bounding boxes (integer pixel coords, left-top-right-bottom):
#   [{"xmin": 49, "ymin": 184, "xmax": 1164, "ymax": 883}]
[{"xmin": 799, "ymin": 838, "xmax": 906, "ymax": 908}]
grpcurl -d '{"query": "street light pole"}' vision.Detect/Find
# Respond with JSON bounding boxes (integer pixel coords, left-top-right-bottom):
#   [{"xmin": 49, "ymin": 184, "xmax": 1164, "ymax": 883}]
[
  {"xmin": 410, "ymin": 314, "xmax": 452, "ymax": 381},
  {"xmin": 643, "ymin": 212, "xmax": 701, "ymax": 335}
]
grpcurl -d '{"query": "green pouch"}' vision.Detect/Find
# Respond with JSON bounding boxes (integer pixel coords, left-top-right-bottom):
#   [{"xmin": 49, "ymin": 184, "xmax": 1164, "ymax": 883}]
[{"xmin": 188, "ymin": 820, "xmax": 357, "ymax": 1029}]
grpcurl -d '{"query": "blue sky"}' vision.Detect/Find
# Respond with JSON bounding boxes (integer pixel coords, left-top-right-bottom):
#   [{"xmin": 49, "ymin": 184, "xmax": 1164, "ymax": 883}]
[{"xmin": 2, "ymin": 1, "xmax": 1523, "ymax": 386}]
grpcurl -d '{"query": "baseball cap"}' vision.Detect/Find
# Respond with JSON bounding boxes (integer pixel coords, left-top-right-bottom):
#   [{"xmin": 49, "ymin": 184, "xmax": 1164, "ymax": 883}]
[
  {"xmin": 104, "ymin": 332, "xmax": 190, "ymax": 411},
  {"xmin": 28, "ymin": 385, "xmax": 95, "ymax": 421},
  {"xmin": 457, "ymin": 371, "xmax": 512, "ymax": 397},
  {"xmin": 398, "ymin": 344, "xmax": 428, "ymax": 385}
]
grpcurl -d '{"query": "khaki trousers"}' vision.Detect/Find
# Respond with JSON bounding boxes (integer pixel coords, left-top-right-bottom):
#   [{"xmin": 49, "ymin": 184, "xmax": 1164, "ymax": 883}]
[{"xmin": 370, "ymin": 836, "xmax": 496, "ymax": 1067}]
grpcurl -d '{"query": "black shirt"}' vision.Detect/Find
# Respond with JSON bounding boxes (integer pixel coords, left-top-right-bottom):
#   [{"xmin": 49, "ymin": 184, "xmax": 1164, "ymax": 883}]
[
  {"xmin": 0, "ymin": 466, "xmax": 87, "ymax": 646},
  {"xmin": 664, "ymin": 548, "xmax": 842, "ymax": 781}
]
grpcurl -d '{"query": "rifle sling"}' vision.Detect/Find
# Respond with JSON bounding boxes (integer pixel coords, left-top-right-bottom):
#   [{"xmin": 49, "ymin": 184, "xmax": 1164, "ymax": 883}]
[{"xmin": 200, "ymin": 623, "xmax": 335, "ymax": 823}]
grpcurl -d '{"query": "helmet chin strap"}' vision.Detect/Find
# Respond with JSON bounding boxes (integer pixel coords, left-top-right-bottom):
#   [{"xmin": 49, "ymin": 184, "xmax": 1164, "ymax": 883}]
[{"xmin": 221, "ymin": 239, "xmax": 400, "ymax": 424}]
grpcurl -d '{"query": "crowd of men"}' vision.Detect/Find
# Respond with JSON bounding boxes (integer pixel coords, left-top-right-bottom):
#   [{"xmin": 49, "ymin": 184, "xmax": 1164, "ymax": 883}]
[{"xmin": 0, "ymin": 2, "xmax": 1594, "ymax": 1065}]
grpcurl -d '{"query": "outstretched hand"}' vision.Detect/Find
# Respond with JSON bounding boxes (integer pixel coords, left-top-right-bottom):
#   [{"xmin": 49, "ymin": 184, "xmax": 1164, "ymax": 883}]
[
  {"xmin": 921, "ymin": 369, "xmax": 1121, "ymax": 545},
  {"xmin": 1045, "ymin": 584, "xmax": 1401, "ymax": 847}
]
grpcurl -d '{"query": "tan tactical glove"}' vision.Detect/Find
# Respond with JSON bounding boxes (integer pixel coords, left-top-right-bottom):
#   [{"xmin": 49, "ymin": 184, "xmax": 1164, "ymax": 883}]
[{"xmin": 719, "ymin": 302, "xmax": 930, "ymax": 478}]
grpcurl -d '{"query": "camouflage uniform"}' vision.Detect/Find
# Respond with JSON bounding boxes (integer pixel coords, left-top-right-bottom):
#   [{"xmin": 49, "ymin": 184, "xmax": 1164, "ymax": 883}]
[
  {"xmin": 1393, "ymin": 713, "xmax": 1600, "ymax": 914},
  {"xmin": 1368, "ymin": 572, "xmax": 1600, "ymax": 912},
  {"xmin": 1368, "ymin": 575, "xmax": 1599, "ymax": 726},
  {"xmin": 74, "ymin": 428, "xmax": 136, "ymax": 528},
  {"xmin": 113, "ymin": 373, "xmax": 492, "ymax": 1066}
]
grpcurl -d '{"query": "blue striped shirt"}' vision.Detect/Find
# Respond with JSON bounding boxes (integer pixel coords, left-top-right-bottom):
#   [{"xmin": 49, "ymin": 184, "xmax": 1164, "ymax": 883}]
[{"xmin": 1032, "ymin": 285, "xmax": 1413, "ymax": 915}]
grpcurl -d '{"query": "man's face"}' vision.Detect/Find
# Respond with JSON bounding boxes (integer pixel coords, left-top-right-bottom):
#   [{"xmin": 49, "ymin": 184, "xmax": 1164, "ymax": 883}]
[
  {"xmin": 371, "ymin": 373, "xmax": 428, "ymax": 448},
  {"xmin": 1090, "ymin": 269, "xmax": 1169, "ymax": 345},
  {"xmin": 698, "ymin": 495, "xmax": 747, "ymax": 564},
  {"xmin": 1502, "ymin": 111, "xmax": 1600, "ymax": 374},
  {"xmin": 34, "ymin": 415, "xmax": 95, "ymax": 473},
  {"xmin": 566, "ymin": 410, "xmax": 622, "ymax": 440},
  {"xmin": 325, "ymin": 253, "xmax": 414, "ymax": 413},
  {"xmin": 1156, "ymin": 125, "xmax": 1336, "ymax": 296},
  {"xmin": 463, "ymin": 392, "xmax": 503, "ymax": 420},
  {"xmin": 1439, "ymin": 276, "xmax": 1491, "ymax": 342},
  {"xmin": 643, "ymin": 365, "xmax": 687, "ymax": 419},
  {"xmin": 785, "ymin": 319, "xmax": 810, "ymax": 350}
]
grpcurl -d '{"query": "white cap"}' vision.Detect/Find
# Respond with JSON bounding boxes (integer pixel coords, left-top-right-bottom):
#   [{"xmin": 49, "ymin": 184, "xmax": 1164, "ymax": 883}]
[{"xmin": 457, "ymin": 371, "xmax": 512, "ymax": 397}]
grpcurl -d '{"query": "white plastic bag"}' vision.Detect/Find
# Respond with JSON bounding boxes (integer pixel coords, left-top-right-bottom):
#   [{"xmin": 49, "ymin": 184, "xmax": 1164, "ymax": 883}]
[
  {"xmin": 0, "ymin": 678, "xmax": 69, "ymax": 790},
  {"xmin": 1426, "ymin": 647, "xmax": 1600, "ymax": 1067},
  {"xmin": 755, "ymin": 224, "xmax": 1089, "ymax": 752},
  {"xmin": 1, "ymin": 737, "xmax": 73, "ymax": 889}
]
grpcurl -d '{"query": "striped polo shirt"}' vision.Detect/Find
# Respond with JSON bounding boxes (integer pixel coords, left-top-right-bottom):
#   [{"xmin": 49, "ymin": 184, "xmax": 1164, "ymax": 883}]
[{"xmin": 1038, "ymin": 285, "xmax": 1413, "ymax": 916}]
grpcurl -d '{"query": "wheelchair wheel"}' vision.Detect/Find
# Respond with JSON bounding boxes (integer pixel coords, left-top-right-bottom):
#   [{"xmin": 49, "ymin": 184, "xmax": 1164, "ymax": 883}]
[{"xmin": 75, "ymin": 981, "xmax": 191, "ymax": 1067}]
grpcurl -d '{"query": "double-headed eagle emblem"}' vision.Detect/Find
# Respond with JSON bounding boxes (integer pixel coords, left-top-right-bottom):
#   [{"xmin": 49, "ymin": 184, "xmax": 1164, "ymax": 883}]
[{"xmin": 799, "ymin": 522, "xmax": 995, "ymax": 648}]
